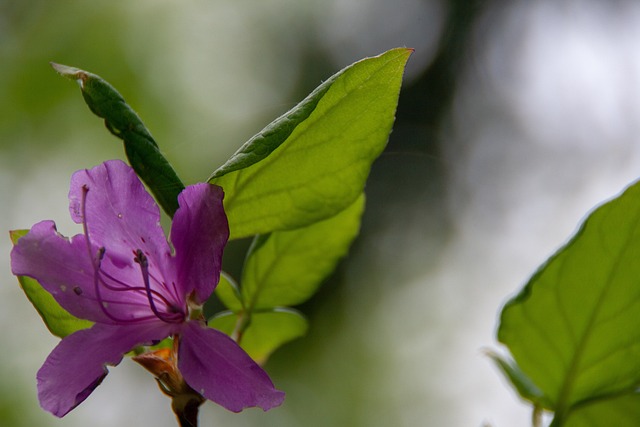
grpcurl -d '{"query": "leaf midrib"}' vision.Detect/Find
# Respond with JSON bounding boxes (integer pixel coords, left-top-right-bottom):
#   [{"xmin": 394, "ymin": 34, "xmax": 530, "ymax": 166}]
[
  {"xmin": 220, "ymin": 51, "xmax": 403, "ymax": 209},
  {"xmin": 554, "ymin": 206, "xmax": 640, "ymax": 422}
]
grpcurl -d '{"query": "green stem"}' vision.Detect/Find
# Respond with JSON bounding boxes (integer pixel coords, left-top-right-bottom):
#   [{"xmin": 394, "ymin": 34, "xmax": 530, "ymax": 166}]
[
  {"xmin": 232, "ymin": 310, "xmax": 252, "ymax": 344},
  {"xmin": 532, "ymin": 405, "xmax": 543, "ymax": 427}
]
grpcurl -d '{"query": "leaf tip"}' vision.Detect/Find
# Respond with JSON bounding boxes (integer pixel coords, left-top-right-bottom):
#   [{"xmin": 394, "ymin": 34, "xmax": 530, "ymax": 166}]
[
  {"xmin": 9, "ymin": 229, "xmax": 27, "ymax": 245},
  {"xmin": 50, "ymin": 62, "xmax": 88, "ymax": 89},
  {"xmin": 393, "ymin": 46, "xmax": 415, "ymax": 57},
  {"xmin": 484, "ymin": 348, "xmax": 550, "ymax": 408}
]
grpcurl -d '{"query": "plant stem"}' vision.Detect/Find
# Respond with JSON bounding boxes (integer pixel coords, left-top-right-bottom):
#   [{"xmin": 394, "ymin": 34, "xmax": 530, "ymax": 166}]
[
  {"xmin": 231, "ymin": 310, "xmax": 251, "ymax": 344},
  {"xmin": 532, "ymin": 405, "xmax": 543, "ymax": 427},
  {"xmin": 173, "ymin": 394, "xmax": 204, "ymax": 427}
]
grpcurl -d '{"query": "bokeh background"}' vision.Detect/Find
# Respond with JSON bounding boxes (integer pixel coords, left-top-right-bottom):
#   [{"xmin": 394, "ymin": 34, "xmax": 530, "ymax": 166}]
[{"xmin": 3, "ymin": 1, "xmax": 640, "ymax": 426}]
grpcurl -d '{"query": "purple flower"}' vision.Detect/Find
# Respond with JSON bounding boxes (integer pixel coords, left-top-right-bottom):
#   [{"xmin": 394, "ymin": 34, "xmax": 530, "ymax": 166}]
[{"xmin": 11, "ymin": 160, "xmax": 284, "ymax": 417}]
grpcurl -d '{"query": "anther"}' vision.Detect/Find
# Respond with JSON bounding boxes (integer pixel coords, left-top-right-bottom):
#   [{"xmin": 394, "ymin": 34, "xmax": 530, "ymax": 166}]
[{"xmin": 133, "ymin": 249, "xmax": 148, "ymax": 267}]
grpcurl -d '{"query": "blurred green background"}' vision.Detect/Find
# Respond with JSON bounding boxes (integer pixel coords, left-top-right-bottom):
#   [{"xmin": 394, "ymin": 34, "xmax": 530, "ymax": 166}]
[{"xmin": 3, "ymin": 1, "xmax": 640, "ymax": 426}]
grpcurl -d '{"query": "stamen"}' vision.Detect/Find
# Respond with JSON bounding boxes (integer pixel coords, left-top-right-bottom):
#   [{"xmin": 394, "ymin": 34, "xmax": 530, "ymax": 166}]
[
  {"xmin": 98, "ymin": 268, "xmax": 177, "ymax": 310},
  {"xmin": 147, "ymin": 269, "xmax": 181, "ymax": 305},
  {"xmin": 81, "ymin": 185, "xmax": 92, "ymax": 258},
  {"xmin": 134, "ymin": 249, "xmax": 182, "ymax": 323},
  {"xmin": 93, "ymin": 246, "xmax": 133, "ymax": 322}
]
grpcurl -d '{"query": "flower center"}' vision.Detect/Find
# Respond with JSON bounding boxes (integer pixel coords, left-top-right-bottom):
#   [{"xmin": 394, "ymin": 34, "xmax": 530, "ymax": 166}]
[
  {"xmin": 132, "ymin": 249, "xmax": 184, "ymax": 323},
  {"xmin": 80, "ymin": 184, "xmax": 185, "ymax": 325}
]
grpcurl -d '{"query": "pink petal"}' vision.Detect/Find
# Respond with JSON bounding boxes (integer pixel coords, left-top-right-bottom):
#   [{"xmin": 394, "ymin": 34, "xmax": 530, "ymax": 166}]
[
  {"xmin": 178, "ymin": 322, "xmax": 285, "ymax": 412},
  {"xmin": 11, "ymin": 221, "xmax": 118, "ymax": 322},
  {"xmin": 38, "ymin": 322, "xmax": 172, "ymax": 417},
  {"xmin": 68, "ymin": 160, "xmax": 173, "ymax": 283},
  {"xmin": 11, "ymin": 220, "xmax": 169, "ymax": 324},
  {"xmin": 170, "ymin": 183, "xmax": 228, "ymax": 303}
]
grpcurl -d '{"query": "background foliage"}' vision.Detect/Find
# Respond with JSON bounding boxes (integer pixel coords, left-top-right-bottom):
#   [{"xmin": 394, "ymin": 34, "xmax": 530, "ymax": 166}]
[{"xmin": 3, "ymin": 1, "xmax": 640, "ymax": 426}]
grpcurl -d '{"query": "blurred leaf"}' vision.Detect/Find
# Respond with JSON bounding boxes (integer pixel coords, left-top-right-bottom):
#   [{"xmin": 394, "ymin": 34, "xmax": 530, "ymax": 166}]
[
  {"xmin": 563, "ymin": 392, "xmax": 640, "ymax": 427},
  {"xmin": 210, "ymin": 48, "xmax": 412, "ymax": 239},
  {"xmin": 10, "ymin": 230, "xmax": 93, "ymax": 338},
  {"xmin": 242, "ymin": 194, "xmax": 365, "ymax": 310},
  {"xmin": 210, "ymin": 308, "xmax": 308, "ymax": 365},
  {"xmin": 497, "ymin": 180, "xmax": 640, "ymax": 423},
  {"xmin": 486, "ymin": 351, "xmax": 551, "ymax": 409},
  {"xmin": 215, "ymin": 272, "xmax": 243, "ymax": 312},
  {"xmin": 50, "ymin": 63, "xmax": 185, "ymax": 217}
]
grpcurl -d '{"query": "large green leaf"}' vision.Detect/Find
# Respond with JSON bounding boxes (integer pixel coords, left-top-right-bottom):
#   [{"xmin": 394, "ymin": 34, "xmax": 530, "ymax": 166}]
[
  {"xmin": 497, "ymin": 180, "xmax": 640, "ymax": 424},
  {"xmin": 563, "ymin": 393, "xmax": 640, "ymax": 427},
  {"xmin": 210, "ymin": 308, "xmax": 308, "ymax": 365},
  {"xmin": 10, "ymin": 230, "xmax": 93, "ymax": 338},
  {"xmin": 241, "ymin": 194, "xmax": 364, "ymax": 310},
  {"xmin": 209, "ymin": 48, "xmax": 412, "ymax": 239},
  {"xmin": 51, "ymin": 63, "xmax": 185, "ymax": 217}
]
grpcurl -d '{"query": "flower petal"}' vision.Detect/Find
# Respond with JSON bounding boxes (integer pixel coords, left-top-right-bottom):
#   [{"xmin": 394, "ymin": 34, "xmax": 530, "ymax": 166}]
[
  {"xmin": 11, "ymin": 221, "xmax": 114, "ymax": 322},
  {"xmin": 38, "ymin": 322, "xmax": 172, "ymax": 417},
  {"xmin": 68, "ymin": 160, "xmax": 172, "ymax": 278},
  {"xmin": 171, "ymin": 183, "xmax": 228, "ymax": 303},
  {"xmin": 11, "ymin": 220, "xmax": 166, "ymax": 324},
  {"xmin": 179, "ymin": 322, "xmax": 285, "ymax": 412}
]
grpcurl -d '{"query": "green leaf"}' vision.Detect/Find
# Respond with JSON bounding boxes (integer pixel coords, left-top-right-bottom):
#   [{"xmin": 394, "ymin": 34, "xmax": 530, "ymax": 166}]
[
  {"xmin": 210, "ymin": 308, "xmax": 308, "ymax": 365},
  {"xmin": 497, "ymin": 180, "xmax": 640, "ymax": 423},
  {"xmin": 215, "ymin": 272, "xmax": 243, "ymax": 312},
  {"xmin": 563, "ymin": 392, "xmax": 640, "ymax": 427},
  {"xmin": 10, "ymin": 230, "xmax": 93, "ymax": 338},
  {"xmin": 209, "ymin": 48, "xmax": 412, "ymax": 239},
  {"xmin": 242, "ymin": 194, "xmax": 365, "ymax": 310},
  {"xmin": 213, "ymin": 196, "xmax": 363, "ymax": 361},
  {"xmin": 50, "ymin": 62, "xmax": 185, "ymax": 217}
]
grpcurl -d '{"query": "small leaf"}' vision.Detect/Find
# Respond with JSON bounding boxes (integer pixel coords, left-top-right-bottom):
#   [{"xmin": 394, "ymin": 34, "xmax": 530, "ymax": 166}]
[
  {"xmin": 242, "ymin": 194, "xmax": 365, "ymax": 310},
  {"xmin": 210, "ymin": 308, "xmax": 308, "ymax": 365},
  {"xmin": 51, "ymin": 62, "xmax": 185, "ymax": 217},
  {"xmin": 486, "ymin": 350, "xmax": 551, "ymax": 408},
  {"xmin": 497, "ymin": 179, "xmax": 640, "ymax": 422},
  {"xmin": 209, "ymin": 48, "xmax": 412, "ymax": 239},
  {"xmin": 10, "ymin": 230, "xmax": 93, "ymax": 338}
]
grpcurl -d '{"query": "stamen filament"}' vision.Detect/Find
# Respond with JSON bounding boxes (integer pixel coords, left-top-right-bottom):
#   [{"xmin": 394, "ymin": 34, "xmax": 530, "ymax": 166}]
[
  {"xmin": 94, "ymin": 246, "xmax": 135, "ymax": 323},
  {"xmin": 98, "ymin": 268, "xmax": 176, "ymax": 309},
  {"xmin": 134, "ymin": 249, "xmax": 183, "ymax": 323},
  {"xmin": 147, "ymin": 269, "xmax": 181, "ymax": 305}
]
